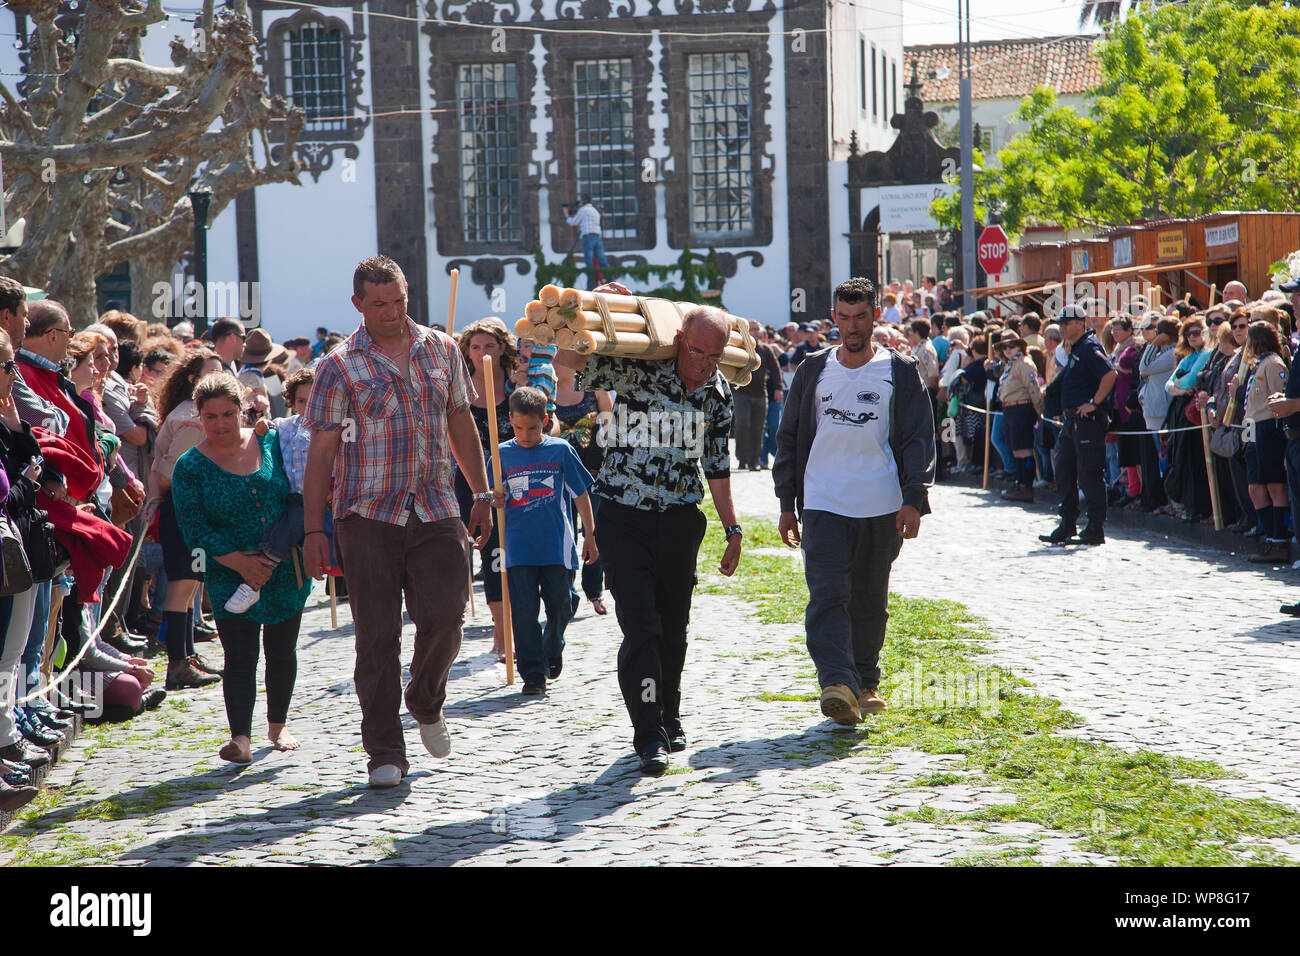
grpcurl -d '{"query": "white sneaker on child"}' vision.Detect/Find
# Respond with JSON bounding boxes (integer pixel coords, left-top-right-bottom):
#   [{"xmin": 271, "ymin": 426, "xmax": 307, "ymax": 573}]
[{"xmin": 224, "ymin": 583, "xmax": 261, "ymax": 614}]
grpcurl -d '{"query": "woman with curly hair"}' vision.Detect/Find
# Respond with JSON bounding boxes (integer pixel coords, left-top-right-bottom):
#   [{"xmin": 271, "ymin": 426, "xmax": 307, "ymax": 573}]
[
  {"xmin": 148, "ymin": 347, "xmax": 224, "ymax": 690},
  {"xmin": 455, "ymin": 319, "xmax": 519, "ymax": 661}
]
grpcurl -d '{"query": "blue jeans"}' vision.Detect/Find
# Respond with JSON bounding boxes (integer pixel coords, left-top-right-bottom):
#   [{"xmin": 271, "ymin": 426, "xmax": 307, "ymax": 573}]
[
  {"xmin": 20, "ymin": 581, "xmax": 51, "ymax": 708},
  {"xmin": 991, "ymin": 412, "xmax": 1014, "ymax": 473},
  {"xmin": 581, "ymin": 233, "xmax": 610, "ymax": 271},
  {"xmin": 507, "ymin": 564, "xmax": 573, "ymax": 678},
  {"xmin": 801, "ymin": 509, "xmax": 902, "ymax": 693},
  {"xmin": 1105, "ymin": 438, "xmax": 1120, "ymax": 487},
  {"xmin": 761, "ymin": 398, "xmax": 783, "ymax": 465}
]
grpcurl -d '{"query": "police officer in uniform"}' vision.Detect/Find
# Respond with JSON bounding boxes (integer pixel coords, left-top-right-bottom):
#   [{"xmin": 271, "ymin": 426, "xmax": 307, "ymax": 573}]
[{"xmin": 1040, "ymin": 304, "xmax": 1117, "ymax": 545}]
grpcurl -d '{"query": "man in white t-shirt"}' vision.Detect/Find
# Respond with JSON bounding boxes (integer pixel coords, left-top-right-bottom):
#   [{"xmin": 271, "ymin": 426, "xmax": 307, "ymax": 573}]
[{"xmin": 773, "ymin": 277, "xmax": 935, "ymax": 727}]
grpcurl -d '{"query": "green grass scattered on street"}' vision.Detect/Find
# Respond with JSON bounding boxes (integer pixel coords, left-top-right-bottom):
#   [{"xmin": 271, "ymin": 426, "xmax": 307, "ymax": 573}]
[{"xmin": 698, "ymin": 499, "xmax": 1300, "ymax": 866}]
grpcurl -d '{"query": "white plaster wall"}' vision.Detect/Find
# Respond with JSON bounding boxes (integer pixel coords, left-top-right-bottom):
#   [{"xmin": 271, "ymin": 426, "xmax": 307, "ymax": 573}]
[
  {"xmin": 249, "ymin": 6, "xmax": 379, "ymax": 343},
  {"xmin": 830, "ymin": 0, "xmax": 905, "ymax": 160}
]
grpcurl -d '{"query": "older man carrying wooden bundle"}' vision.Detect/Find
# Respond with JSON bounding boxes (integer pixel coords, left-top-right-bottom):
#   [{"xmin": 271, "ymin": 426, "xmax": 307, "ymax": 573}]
[{"xmin": 568, "ymin": 284, "xmax": 743, "ymax": 776}]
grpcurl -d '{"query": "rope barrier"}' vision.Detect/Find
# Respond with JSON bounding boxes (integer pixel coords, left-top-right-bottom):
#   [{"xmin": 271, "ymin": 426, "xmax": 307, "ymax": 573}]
[
  {"xmin": 955, "ymin": 401, "xmax": 1246, "ymax": 437},
  {"xmin": 16, "ymin": 527, "xmax": 146, "ymax": 706}
]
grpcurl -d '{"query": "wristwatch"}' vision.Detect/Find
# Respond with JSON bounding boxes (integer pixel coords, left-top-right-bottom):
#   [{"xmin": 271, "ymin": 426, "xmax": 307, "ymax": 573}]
[
  {"xmin": 724, "ymin": 524, "xmax": 743, "ymax": 540},
  {"xmin": 473, "ymin": 491, "xmax": 494, "ymax": 503}
]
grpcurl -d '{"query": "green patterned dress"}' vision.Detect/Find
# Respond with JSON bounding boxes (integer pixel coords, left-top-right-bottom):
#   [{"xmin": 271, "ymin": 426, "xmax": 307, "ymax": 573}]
[{"xmin": 171, "ymin": 429, "xmax": 313, "ymax": 624}]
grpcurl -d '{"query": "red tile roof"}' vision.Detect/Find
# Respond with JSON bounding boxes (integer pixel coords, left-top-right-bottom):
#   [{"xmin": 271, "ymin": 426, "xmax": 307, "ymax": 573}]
[{"xmin": 906, "ymin": 35, "xmax": 1103, "ymax": 103}]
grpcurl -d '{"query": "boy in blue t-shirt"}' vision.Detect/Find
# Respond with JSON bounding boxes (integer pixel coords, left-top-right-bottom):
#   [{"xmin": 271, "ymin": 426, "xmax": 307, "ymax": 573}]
[{"xmin": 491, "ymin": 387, "xmax": 598, "ymax": 695}]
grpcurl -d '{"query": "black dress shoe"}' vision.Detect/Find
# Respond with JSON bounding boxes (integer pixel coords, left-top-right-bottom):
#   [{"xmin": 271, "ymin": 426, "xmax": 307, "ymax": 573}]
[
  {"xmin": 521, "ymin": 673, "xmax": 547, "ymax": 696},
  {"xmin": 638, "ymin": 741, "xmax": 669, "ymax": 775},
  {"xmin": 104, "ymin": 632, "xmax": 147, "ymax": 655},
  {"xmin": 1076, "ymin": 526, "xmax": 1106, "ymax": 546},
  {"xmin": 141, "ymin": 689, "xmax": 167, "ymax": 711},
  {"xmin": 548, "ymin": 656, "xmax": 563, "ymax": 680},
  {"xmin": 1038, "ymin": 525, "xmax": 1077, "ymax": 545},
  {"xmin": 0, "ymin": 739, "xmax": 51, "ymax": 769},
  {"xmin": 1280, "ymin": 602, "xmax": 1300, "ymax": 617},
  {"xmin": 667, "ymin": 730, "xmax": 687, "ymax": 753}
]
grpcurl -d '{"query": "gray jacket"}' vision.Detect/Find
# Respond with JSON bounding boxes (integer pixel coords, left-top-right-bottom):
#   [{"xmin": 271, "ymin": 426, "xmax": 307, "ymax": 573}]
[
  {"xmin": 1138, "ymin": 344, "xmax": 1176, "ymax": 426},
  {"xmin": 773, "ymin": 346, "xmax": 935, "ymax": 517}
]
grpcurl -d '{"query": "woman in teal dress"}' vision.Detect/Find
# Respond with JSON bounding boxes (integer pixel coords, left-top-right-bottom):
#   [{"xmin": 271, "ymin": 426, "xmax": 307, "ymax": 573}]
[{"xmin": 172, "ymin": 373, "xmax": 313, "ymax": 764}]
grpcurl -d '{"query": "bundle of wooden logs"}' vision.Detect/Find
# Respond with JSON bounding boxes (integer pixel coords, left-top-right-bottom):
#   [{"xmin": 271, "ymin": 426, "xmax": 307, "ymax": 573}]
[{"xmin": 513, "ymin": 285, "xmax": 761, "ymax": 387}]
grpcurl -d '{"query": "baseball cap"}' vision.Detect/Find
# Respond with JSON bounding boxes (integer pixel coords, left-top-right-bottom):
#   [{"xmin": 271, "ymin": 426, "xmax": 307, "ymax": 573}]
[
  {"xmin": 799, "ymin": 322, "xmax": 818, "ymax": 333},
  {"xmin": 1057, "ymin": 304, "xmax": 1088, "ymax": 323}
]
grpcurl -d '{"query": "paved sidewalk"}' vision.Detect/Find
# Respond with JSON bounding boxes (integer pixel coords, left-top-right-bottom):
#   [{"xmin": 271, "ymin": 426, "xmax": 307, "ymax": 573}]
[{"xmin": 733, "ymin": 471, "xmax": 1300, "ymax": 810}]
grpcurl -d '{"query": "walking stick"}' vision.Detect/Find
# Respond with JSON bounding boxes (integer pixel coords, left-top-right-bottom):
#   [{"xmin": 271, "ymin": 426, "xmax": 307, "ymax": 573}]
[
  {"xmin": 482, "ymin": 358, "xmax": 515, "ymax": 685},
  {"xmin": 328, "ymin": 574, "xmax": 337, "ymax": 629},
  {"xmin": 1200, "ymin": 405, "xmax": 1224, "ymax": 531},
  {"xmin": 447, "ymin": 267, "xmax": 475, "ymax": 617},
  {"xmin": 982, "ymin": 405, "xmax": 993, "ymax": 490},
  {"xmin": 1209, "ymin": 283, "xmax": 1217, "ymax": 308}
]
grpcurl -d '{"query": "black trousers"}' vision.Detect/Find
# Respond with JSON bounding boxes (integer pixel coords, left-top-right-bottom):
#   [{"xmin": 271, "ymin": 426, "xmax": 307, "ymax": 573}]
[
  {"xmin": 1138, "ymin": 432, "xmax": 1168, "ymax": 509},
  {"xmin": 1055, "ymin": 413, "xmax": 1108, "ymax": 529},
  {"xmin": 216, "ymin": 613, "xmax": 302, "ymax": 739},
  {"xmin": 595, "ymin": 500, "xmax": 706, "ymax": 752}
]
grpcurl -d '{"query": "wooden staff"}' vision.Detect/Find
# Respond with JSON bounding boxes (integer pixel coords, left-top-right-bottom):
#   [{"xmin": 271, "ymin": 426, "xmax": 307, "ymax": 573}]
[
  {"xmin": 328, "ymin": 574, "xmax": 338, "ymax": 629},
  {"xmin": 982, "ymin": 404, "xmax": 993, "ymax": 491},
  {"xmin": 447, "ymin": 267, "xmax": 460, "ymax": 336},
  {"xmin": 482, "ymin": 357, "xmax": 514, "ymax": 685},
  {"xmin": 1200, "ymin": 405, "xmax": 1224, "ymax": 531},
  {"xmin": 1209, "ymin": 283, "xmax": 1217, "ymax": 307}
]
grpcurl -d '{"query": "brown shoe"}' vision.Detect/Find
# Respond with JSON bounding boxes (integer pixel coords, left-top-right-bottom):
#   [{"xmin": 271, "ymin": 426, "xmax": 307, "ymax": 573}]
[
  {"xmin": 1000, "ymin": 483, "xmax": 1034, "ymax": 502},
  {"xmin": 857, "ymin": 687, "xmax": 887, "ymax": 714},
  {"xmin": 1248, "ymin": 540, "xmax": 1289, "ymax": 564},
  {"xmin": 188, "ymin": 654, "xmax": 223, "ymax": 677},
  {"xmin": 819, "ymin": 684, "xmax": 861, "ymax": 726},
  {"xmin": 166, "ymin": 659, "xmax": 220, "ymax": 690}
]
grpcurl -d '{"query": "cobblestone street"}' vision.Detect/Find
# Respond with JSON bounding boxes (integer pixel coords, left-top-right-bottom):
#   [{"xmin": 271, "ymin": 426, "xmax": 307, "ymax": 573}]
[{"xmin": 4, "ymin": 471, "xmax": 1298, "ymax": 866}]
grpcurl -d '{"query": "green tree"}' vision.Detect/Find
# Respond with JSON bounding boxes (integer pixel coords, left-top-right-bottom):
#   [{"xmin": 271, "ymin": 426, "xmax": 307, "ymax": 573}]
[{"xmin": 936, "ymin": 0, "xmax": 1300, "ymax": 240}]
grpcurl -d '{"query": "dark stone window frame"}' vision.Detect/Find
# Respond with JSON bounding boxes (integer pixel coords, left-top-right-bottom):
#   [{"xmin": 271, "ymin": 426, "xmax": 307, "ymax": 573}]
[
  {"xmin": 253, "ymin": 2, "xmax": 370, "ymax": 182},
  {"xmin": 427, "ymin": 26, "xmax": 539, "ymax": 258},
  {"xmin": 664, "ymin": 28, "xmax": 774, "ymax": 250},
  {"xmin": 543, "ymin": 33, "xmax": 655, "ymax": 254}
]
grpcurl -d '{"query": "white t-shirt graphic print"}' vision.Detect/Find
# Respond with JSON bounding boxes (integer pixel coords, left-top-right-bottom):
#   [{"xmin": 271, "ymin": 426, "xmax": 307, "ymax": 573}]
[{"xmin": 803, "ymin": 346, "xmax": 903, "ymax": 519}]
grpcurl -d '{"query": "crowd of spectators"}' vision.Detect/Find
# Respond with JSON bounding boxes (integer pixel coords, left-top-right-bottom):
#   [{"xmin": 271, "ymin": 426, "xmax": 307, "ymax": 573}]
[
  {"xmin": 0, "ymin": 279, "xmax": 352, "ymax": 811},
  {"xmin": 745, "ymin": 276, "xmax": 1300, "ymax": 576}
]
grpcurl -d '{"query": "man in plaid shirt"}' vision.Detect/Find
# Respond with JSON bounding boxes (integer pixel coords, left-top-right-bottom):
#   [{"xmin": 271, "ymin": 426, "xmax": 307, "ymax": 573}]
[{"xmin": 302, "ymin": 256, "xmax": 493, "ymax": 789}]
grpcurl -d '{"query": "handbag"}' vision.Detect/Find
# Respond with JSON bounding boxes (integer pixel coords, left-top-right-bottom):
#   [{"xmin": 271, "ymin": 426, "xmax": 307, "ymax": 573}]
[
  {"xmin": 1183, "ymin": 392, "xmax": 1203, "ymax": 426},
  {"xmin": 0, "ymin": 512, "xmax": 34, "ymax": 596},
  {"xmin": 1209, "ymin": 397, "xmax": 1242, "ymax": 458},
  {"xmin": 13, "ymin": 505, "xmax": 63, "ymax": 584}
]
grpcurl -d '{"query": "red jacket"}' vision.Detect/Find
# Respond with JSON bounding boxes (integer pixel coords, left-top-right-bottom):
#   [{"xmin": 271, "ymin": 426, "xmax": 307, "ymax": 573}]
[
  {"xmin": 32, "ymin": 427, "xmax": 102, "ymax": 502},
  {"xmin": 17, "ymin": 357, "xmax": 104, "ymax": 493},
  {"xmin": 39, "ymin": 495, "xmax": 132, "ymax": 603}
]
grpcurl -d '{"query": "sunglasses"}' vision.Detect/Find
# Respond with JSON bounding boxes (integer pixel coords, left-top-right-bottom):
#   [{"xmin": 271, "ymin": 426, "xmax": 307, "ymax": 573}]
[
  {"xmin": 1188, "ymin": 329, "xmax": 1204, "ymax": 336},
  {"xmin": 1233, "ymin": 323, "xmax": 1249, "ymax": 330},
  {"xmin": 0, "ymin": 360, "xmax": 16, "ymax": 375}
]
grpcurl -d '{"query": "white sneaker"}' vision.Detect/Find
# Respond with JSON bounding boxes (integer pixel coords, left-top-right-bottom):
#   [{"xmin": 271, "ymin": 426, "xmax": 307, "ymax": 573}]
[
  {"xmin": 368, "ymin": 764, "xmax": 402, "ymax": 788},
  {"xmin": 419, "ymin": 718, "xmax": 451, "ymax": 758},
  {"xmin": 224, "ymin": 583, "xmax": 260, "ymax": 614}
]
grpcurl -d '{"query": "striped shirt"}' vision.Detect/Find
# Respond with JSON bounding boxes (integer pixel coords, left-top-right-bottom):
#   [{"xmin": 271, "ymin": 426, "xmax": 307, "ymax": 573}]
[
  {"xmin": 302, "ymin": 319, "xmax": 474, "ymax": 526},
  {"xmin": 565, "ymin": 202, "xmax": 602, "ymax": 236}
]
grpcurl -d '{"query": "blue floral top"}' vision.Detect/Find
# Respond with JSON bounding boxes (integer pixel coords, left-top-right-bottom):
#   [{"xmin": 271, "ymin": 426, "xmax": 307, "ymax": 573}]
[{"xmin": 172, "ymin": 429, "xmax": 312, "ymax": 624}]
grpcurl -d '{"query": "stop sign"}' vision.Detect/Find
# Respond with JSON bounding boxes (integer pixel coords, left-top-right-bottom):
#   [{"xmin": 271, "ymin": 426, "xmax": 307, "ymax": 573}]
[{"xmin": 977, "ymin": 225, "xmax": 1010, "ymax": 275}]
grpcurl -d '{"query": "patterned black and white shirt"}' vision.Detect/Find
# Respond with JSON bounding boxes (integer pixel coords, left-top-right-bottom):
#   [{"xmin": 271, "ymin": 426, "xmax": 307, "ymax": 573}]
[{"xmin": 577, "ymin": 355, "xmax": 733, "ymax": 511}]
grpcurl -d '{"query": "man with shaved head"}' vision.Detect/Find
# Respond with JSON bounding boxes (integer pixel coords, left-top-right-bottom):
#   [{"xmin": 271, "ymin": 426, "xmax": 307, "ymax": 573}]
[{"xmin": 571, "ymin": 285, "xmax": 743, "ymax": 775}]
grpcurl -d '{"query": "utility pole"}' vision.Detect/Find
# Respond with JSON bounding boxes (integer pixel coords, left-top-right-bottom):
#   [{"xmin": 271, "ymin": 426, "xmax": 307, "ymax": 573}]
[{"xmin": 959, "ymin": 0, "xmax": 976, "ymax": 314}]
